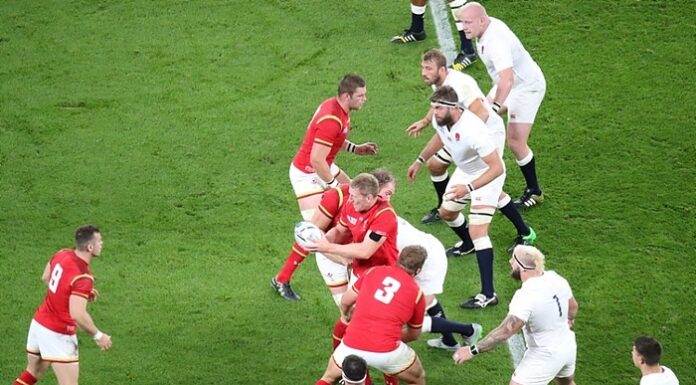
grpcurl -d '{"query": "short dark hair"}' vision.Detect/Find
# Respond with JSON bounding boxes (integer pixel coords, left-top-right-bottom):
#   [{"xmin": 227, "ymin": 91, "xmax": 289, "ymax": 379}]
[
  {"xmin": 338, "ymin": 74, "xmax": 366, "ymax": 96},
  {"xmin": 75, "ymin": 225, "xmax": 100, "ymax": 251},
  {"xmin": 399, "ymin": 245, "xmax": 427, "ymax": 273},
  {"xmin": 430, "ymin": 85, "xmax": 459, "ymax": 105},
  {"xmin": 422, "ymin": 48, "xmax": 448, "ymax": 68},
  {"xmin": 633, "ymin": 336, "xmax": 662, "ymax": 366},
  {"xmin": 370, "ymin": 168, "xmax": 395, "ymax": 189},
  {"xmin": 342, "ymin": 354, "xmax": 367, "ymax": 383}
]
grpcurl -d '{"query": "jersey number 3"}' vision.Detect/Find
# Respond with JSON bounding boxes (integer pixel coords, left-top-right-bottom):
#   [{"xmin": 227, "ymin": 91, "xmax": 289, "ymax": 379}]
[
  {"xmin": 374, "ymin": 276, "xmax": 401, "ymax": 304},
  {"xmin": 48, "ymin": 264, "xmax": 64, "ymax": 293}
]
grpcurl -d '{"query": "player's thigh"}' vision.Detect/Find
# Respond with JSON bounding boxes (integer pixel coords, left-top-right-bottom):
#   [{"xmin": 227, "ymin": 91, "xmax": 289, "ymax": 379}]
[
  {"xmin": 335, "ymin": 342, "xmax": 417, "ymax": 377},
  {"xmin": 415, "ymin": 236, "xmax": 448, "ymax": 295},
  {"xmin": 52, "ymin": 362, "xmax": 79, "ymax": 385},
  {"xmin": 469, "ymin": 172, "xmax": 505, "ymax": 208},
  {"xmin": 395, "ymin": 354, "xmax": 425, "ymax": 385},
  {"xmin": 507, "ymin": 83, "xmax": 545, "ymax": 125},
  {"xmin": 26, "ymin": 353, "xmax": 50, "ymax": 379},
  {"xmin": 512, "ymin": 348, "xmax": 566, "ymax": 385},
  {"xmin": 555, "ymin": 337, "xmax": 577, "ymax": 380},
  {"xmin": 28, "ymin": 320, "xmax": 79, "ymax": 364},
  {"xmin": 289, "ymin": 164, "xmax": 340, "ymax": 217}
]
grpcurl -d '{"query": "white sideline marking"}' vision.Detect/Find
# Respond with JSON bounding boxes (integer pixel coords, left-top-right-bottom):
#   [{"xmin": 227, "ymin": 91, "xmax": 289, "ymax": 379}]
[{"xmin": 428, "ymin": 0, "xmax": 457, "ymax": 64}]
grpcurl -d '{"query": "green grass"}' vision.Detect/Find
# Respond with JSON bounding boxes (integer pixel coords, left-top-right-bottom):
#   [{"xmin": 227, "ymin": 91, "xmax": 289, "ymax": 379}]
[{"xmin": 1, "ymin": 1, "xmax": 694, "ymax": 384}]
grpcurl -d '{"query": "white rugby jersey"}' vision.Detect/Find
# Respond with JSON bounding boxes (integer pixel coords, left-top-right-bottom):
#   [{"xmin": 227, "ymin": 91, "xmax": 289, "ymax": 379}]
[
  {"xmin": 508, "ymin": 270, "xmax": 575, "ymax": 349},
  {"xmin": 641, "ymin": 366, "xmax": 680, "ymax": 385},
  {"xmin": 431, "ymin": 109, "xmax": 498, "ymax": 175},
  {"xmin": 477, "ymin": 17, "xmax": 545, "ymax": 87}
]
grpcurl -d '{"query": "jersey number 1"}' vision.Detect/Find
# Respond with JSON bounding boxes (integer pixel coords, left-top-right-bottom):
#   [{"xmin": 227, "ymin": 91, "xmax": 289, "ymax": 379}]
[
  {"xmin": 374, "ymin": 276, "xmax": 401, "ymax": 305},
  {"xmin": 553, "ymin": 294, "xmax": 563, "ymax": 317},
  {"xmin": 48, "ymin": 264, "xmax": 64, "ymax": 293}
]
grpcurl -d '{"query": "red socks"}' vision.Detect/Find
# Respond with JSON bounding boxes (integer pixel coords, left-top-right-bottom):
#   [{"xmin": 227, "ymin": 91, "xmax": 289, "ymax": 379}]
[
  {"xmin": 14, "ymin": 371, "xmax": 38, "ymax": 385},
  {"xmin": 332, "ymin": 318, "xmax": 348, "ymax": 350},
  {"xmin": 276, "ymin": 243, "xmax": 308, "ymax": 283},
  {"xmin": 314, "ymin": 380, "xmax": 331, "ymax": 385}
]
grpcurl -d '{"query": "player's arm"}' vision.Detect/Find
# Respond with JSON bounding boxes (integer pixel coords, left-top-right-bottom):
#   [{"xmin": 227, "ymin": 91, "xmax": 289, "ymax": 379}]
[
  {"xmin": 344, "ymin": 140, "xmax": 378, "ymax": 156},
  {"xmin": 315, "ymin": 230, "xmax": 385, "ymax": 260},
  {"xmin": 309, "ymin": 143, "xmax": 335, "ymax": 186},
  {"xmin": 402, "ymin": 291, "xmax": 426, "ymax": 342},
  {"xmin": 407, "ymin": 134, "xmax": 444, "ymax": 182},
  {"xmin": 453, "ymin": 313, "xmax": 525, "ymax": 364},
  {"xmin": 310, "ymin": 206, "xmax": 334, "ymax": 232},
  {"xmin": 316, "ymin": 224, "xmax": 353, "ymax": 265},
  {"xmin": 339, "ymin": 285, "xmax": 358, "ymax": 322},
  {"xmin": 568, "ymin": 296, "xmax": 578, "ymax": 328},
  {"xmin": 467, "ymin": 98, "xmax": 490, "ymax": 123},
  {"xmin": 446, "ymin": 150, "xmax": 504, "ymax": 200},
  {"xmin": 41, "ymin": 262, "xmax": 51, "ymax": 284},
  {"xmin": 406, "ymin": 107, "xmax": 434, "ymax": 137},
  {"xmin": 69, "ymin": 294, "xmax": 112, "ymax": 351},
  {"xmin": 491, "ymin": 67, "xmax": 514, "ymax": 113}
]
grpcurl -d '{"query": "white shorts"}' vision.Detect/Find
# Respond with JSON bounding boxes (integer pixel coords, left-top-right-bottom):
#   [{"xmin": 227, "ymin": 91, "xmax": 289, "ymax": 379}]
[
  {"xmin": 289, "ymin": 163, "xmax": 341, "ymax": 200},
  {"xmin": 315, "ymin": 252, "xmax": 349, "ymax": 288},
  {"xmin": 333, "ymin": 341, "xmax": 417, "ymax": 376},
  {"xmin": 413, "ymin": 234, "xmax": 447, "ymax": 296},
  {"xmin": 512, "ymin": 337, "xmax": 576, "ymax": 385},
  {"xmin": 26, "ymin": 319, "xmax": 79, "ymax": 363},
  {"xmin": 441, "ymin": 167, "xmax": 506, "ymax": 212},
  {"xmin": 490, "ymin": 80, "xmax": 546, "ymax": 124}
]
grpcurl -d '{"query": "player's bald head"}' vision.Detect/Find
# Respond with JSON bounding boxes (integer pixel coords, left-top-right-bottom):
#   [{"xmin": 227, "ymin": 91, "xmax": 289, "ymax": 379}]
[
  {"xmin": 512, "ymin": 245, "xmax": 546, "ymax": 273},
  {"xmin": 461, "ymin": 2, "xmax": 487, "ymax": 18}
]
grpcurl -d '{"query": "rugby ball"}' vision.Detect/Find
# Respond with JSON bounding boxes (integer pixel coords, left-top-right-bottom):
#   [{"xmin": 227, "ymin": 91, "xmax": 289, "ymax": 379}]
[{"xmin": 294, "ymin": 221, "xmax": 324, "ymax": 249}]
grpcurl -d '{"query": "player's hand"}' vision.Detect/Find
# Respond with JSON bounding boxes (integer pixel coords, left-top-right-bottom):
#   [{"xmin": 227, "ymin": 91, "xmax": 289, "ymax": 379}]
[
  {"xmin": 88, "ymin": 288, "xmax": 100, "ymax": 302},
  {"xmin": 306, "ymin": 234, "xmax": 330, "ymax": 253},
  {"xmin": 355, "ymin": 142, "xmax": 378, "ymax": 155},
  {"xmin": 407, "ymin": 162, "xmax": 422, "ymax": 182},
  {"xmin": 445, "ymin": 184, "xmax": 470, "ymax": 200},
  {"xmin": 96, "ymin": 333, "xmax": 112, "ymax": 351},
  {"xmin": 406, "ymin": 119, "xmax": 428, "ymax": 137},
  {"xmin": 568, "ymin": 318, "xmax": 575, "ymax": 329},
  {"xmin": 453, "ymin": 346, "xmax": 474, "ymax": 364}
]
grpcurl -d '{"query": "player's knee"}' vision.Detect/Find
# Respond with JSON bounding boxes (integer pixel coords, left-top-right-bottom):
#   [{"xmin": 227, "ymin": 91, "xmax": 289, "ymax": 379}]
[
  {"xmin": 473, "ymin": 236, "xmax": 492, "ymax": 251},
  {"xmin": 468, "ymin": 207, "xmax": 495, "ymax": 226},
  {"xmin": 427, "ymin": 158, "xmax": 449, "ymax": 174},
  {"xmin": 438, "ymin": 207, "xmax": 459, "ymax": 222}
]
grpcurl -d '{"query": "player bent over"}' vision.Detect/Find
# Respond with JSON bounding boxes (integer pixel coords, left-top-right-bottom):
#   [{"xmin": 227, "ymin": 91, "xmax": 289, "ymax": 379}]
[{"xmin": 314, "ymin": 246, "xmax": 429, "ymax": 385}]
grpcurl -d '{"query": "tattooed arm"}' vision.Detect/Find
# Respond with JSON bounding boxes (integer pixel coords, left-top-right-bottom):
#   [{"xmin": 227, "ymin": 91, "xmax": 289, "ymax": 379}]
[
  {"xmin": 476, "ymin": 314, "xmax": 525, "ymax": 353},
  {"xmin": 453, "ymin": 314, "xmax": 525, "ymax": 364}
]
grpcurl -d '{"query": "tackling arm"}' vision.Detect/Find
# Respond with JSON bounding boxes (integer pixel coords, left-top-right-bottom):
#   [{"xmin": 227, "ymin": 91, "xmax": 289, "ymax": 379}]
[{"xmin": 314, "ymin": 231, "xmax": 385, "ymax": 260}]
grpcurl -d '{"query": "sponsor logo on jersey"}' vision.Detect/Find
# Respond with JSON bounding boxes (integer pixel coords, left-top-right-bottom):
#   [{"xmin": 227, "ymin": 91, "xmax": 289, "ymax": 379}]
[{"xmin": 347, "ymin": 215, "xmax": 357, "ymax": 225}]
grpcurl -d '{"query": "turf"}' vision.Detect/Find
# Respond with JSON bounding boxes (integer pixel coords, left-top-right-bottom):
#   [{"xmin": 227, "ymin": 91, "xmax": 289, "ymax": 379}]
[{"xmin": 1, "ymin": 1, "xmax": 694, "ymax": 384}]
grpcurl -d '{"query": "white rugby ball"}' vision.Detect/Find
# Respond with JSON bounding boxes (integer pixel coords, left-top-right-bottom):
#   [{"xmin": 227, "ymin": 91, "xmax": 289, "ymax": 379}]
[{"xmin": 294, "ymin": 221, "xmax": 323, "ymax": 249}]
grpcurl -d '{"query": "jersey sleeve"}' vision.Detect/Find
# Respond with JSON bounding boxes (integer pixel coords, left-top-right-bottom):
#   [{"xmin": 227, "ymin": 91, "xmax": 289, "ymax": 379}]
[
  {"xmin": 407, "ymin": 289, "xmax": 426, "ymax": 328},
  {"xmin": 313, "ymin": 115, "xmax": 344, "ymax": 148},
  {"xmin": 318, "ymin": 188, "xmax": 341, "ymax": 220},
  {"xmin": 508, "ymin": 289, "xmax": 532, "ymax": 323},
  {"xmin": 368, "ymin": 207, "xmax": 397, "ymax": 239},
  {"xmin": 70, "ymin": 275, "xmax": 94, "ymax": 299}
]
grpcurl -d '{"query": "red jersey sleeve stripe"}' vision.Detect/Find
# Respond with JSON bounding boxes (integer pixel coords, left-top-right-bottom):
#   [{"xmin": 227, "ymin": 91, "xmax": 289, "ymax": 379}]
[
  {"xmin": 314, "ymin": 138, "xmax": 333, "ymax": 147},
  {"xmin": 339, "ymin": 217, "xmax": 348, "ymax": 227},
  {"xmin": 374, "ymin": 207, "xmax": 396, "ymax": 218},
  {"xmin": 415, "ymin": 289, "xmax": 423, "ymax": 304},
  {"xmin": 316, "ymin": 115, "xmax": 343, "ymax": 128},
  {"xmin": 318, "ymin": 204, "xmax": 335, "ymax": 220},
  {"xmin": 336, "ymin": 187, "xmax": 345, "ymax": 208},
  {"xmin": 70, "ymin": 274, "xmax": 94, "ymax": 286}
]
